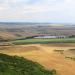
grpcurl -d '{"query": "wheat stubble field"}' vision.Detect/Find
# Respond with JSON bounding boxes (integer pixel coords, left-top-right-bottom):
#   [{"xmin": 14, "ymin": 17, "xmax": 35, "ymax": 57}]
[{"xmin": 0, "ymin": 43, "xmax": 75, "ymax": 75}]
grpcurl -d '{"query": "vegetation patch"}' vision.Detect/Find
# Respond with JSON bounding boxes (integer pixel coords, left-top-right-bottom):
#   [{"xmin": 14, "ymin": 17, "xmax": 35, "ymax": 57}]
[
  {"xmin": 0, "ymin": 53, "xmax": 56, "ymax": 75},
  {"xmin": 65, "ymin": 56, "xmax": 75, "ymax": 61},
  {"xmin": 54, "ymin": 50, "xmax": 64, "ymax": 54},
  {"xmin": 10, "ymin": 38, "xmax": 75, "ymax": 45},
  {"xmin": 69, "ymin": 49, "xmax": 75, "ymax": 51}
]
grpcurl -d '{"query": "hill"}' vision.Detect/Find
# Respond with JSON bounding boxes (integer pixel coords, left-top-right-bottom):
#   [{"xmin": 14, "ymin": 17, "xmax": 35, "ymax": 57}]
[
  {"xmin": 0, "ymin": 44, "xmax": 75, "ymax": 75},
  {"xmin": 0, "ymin": 53, "xmax": 56, "ymax": 75}
]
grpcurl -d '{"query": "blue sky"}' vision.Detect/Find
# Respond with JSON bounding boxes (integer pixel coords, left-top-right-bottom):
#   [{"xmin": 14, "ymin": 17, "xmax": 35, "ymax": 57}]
[{"xmin": 0, "ymin": 0, "xmax": 75, "ymax": 23}]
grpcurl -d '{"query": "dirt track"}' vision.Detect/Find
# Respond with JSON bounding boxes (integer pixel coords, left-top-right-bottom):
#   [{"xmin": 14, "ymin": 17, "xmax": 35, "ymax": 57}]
[{"xmin": 0, "ymin": 44, "xmax": 75, "ymax": 75}]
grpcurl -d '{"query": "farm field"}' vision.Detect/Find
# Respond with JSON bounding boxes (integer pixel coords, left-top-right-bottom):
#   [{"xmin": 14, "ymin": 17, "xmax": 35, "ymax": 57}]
[
  {"xmin": 10, "ymin": 38, "xmax": 75, "ymax": 45},
  {"xmin": 0, "ymin": 43, "xmax": 75, "ymax": 75},
  {"xmin": 0, "ymin": 3, "xmax": 75, "ymax": 75}
]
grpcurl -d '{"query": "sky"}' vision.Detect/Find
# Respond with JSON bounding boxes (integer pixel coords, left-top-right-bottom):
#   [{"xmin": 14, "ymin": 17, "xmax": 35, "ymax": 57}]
[{"xmin": 0, "ymin": 0, "xmax": 75, "ymax": 23}]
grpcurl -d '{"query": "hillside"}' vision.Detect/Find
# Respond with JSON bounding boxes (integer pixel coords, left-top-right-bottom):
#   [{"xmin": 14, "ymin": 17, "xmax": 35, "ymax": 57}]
[
  {"xmin": 0, "ymin": 44, "xmax": 75, "ymax": 75},
  {"xmin": 0, "ymin": 53, "xmax": 56, "ymax": 75}
]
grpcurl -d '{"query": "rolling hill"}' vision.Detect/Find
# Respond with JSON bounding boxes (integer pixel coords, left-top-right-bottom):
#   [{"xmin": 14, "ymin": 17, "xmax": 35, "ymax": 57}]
[
  {"xmin": 0, "ymin": 53, "xmax": 56, "ymax": 75},
  {"xmin": 0, "ymin": 22, "xmax": 75, "ymax": 40}
]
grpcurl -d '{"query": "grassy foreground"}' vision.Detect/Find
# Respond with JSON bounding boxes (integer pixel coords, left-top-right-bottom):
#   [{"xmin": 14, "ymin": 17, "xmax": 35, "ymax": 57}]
[
  {"xmin": 11, "ymin": 38, "xmax": 75, "ymax": 45},
  {"xmin": 0, "ymin": 53, "xmax": 56, "ymax": 75}
]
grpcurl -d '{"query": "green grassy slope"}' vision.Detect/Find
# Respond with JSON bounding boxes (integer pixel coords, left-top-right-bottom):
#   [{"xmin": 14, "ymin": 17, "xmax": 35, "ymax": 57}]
[
  {"xmin": 0, "ymin": 53, "xmax": 56, "ymax": 75},
  {"xmin": 11, "ymin": 38, "xmax": 75, "ymax": 45}
]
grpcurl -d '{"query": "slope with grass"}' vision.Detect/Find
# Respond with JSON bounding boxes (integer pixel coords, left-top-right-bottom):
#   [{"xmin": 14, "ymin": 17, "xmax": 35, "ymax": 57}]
[
  {"xmin": 11, "ymin": 38, "xmax": 75, "ymax": 45},
  {"xmin": 0, "ymin": 44, "xmax": 75, "ymax": 75},
  {"xmin": 0, "ymin": 53, "xmax": 56, "ymax": 75}
]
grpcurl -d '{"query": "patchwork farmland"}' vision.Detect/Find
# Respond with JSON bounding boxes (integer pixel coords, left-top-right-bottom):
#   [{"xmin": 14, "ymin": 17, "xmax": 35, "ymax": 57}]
[{"xmin": 0, "ymin": 23, "xmax": 75, "ymax": 75}]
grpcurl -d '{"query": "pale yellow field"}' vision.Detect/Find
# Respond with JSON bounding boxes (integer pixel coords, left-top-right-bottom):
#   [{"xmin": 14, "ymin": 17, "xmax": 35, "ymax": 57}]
[{"xmin": 0, "ymin": 43, "xmax": 75, "ymax": 75}]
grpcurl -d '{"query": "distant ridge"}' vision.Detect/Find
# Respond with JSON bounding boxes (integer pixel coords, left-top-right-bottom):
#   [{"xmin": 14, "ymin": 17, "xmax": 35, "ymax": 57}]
[{"xmin": 0, "ymin": 22, "xmax": 75, "ymax": 27}]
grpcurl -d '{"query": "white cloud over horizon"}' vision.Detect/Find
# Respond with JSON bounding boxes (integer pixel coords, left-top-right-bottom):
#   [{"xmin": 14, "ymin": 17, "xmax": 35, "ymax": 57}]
[{"xmin": 0, "ymin": 0, "xmax": 75, "ymax": 23}]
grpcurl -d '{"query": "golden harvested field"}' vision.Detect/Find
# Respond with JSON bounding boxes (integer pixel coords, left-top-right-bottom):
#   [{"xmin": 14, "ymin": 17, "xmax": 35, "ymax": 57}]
[{"xmin": 0, "ymin": 43, "xmax": 75, "ymax": 75}]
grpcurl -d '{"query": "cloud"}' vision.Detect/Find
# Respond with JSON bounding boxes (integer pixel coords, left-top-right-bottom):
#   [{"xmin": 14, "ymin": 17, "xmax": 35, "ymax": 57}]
[{"xmin": 0, "ymin": 0, "xmax": 75, "ymax": 23}]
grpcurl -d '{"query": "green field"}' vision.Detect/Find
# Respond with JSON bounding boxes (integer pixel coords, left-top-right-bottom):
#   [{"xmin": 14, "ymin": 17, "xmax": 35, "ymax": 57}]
[{"xmin": 11, "ymin": 38, "xmax": 75, "ymax": 45}]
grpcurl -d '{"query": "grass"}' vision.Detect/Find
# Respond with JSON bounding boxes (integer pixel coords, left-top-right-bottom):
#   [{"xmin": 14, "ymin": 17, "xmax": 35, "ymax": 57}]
[
  {"xmin": 0, "ymin": 53, "xmax": 56, "ymax": 75},
  {"xmin": 10, "ymin": 38, "xmax": 75, "ymax": 45}
]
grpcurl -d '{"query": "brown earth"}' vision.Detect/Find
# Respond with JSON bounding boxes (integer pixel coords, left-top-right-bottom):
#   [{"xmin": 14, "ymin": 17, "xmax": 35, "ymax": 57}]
[
  {"xmin": 0, "ymin": 43, "xmax": 75, "ymax": 75},
  {"xmin": 0, "ymin": 32, "xmax": 16, "ymax": 39}
]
